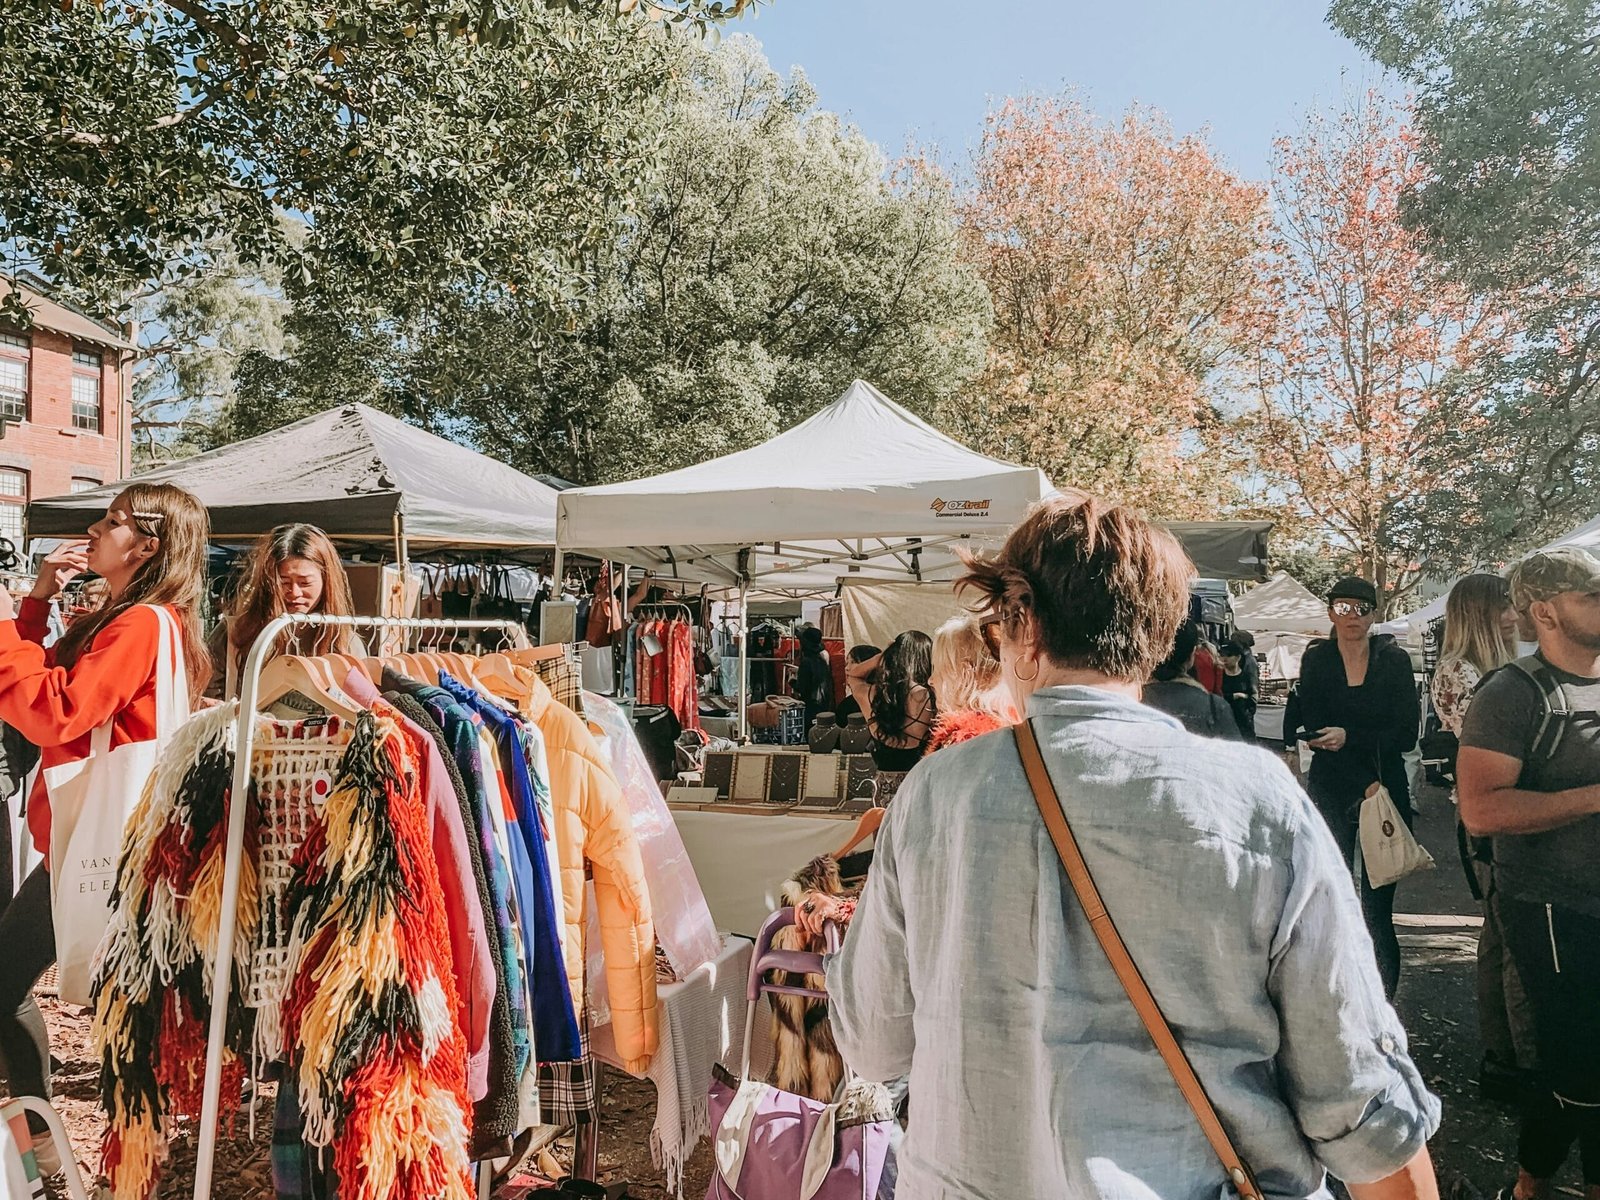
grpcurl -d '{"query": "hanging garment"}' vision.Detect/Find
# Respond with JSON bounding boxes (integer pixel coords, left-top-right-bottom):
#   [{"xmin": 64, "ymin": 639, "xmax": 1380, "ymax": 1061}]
[
  {"xmin": 95, "ymin": 705, "xmax": 473, "ymax": 1200},
  {"xmin": 513, "ymin": 666, "xmax": 660, "ymax": 1074},
  {"xmin": 584, "ymin": 692, "xmax": 721, "ymax": 976},
  {"xmin": 666, "ymin": 620, "xmax": 701, "ymax": 733},
  {"xmin": 648, "ymin": 621, "xmax": 669, "ymax": 707},
  {"xmin": 386, "ymin": 689, "xmax": 518, "ymax": 1155},
  {"xmin": 341, "ymin": 670, "xmax": 494, "ymax": 1101},
  {"xmin": 386, "ymin": 674, "xmax": 527, "ymax": 1146},
  {"xmin": 441, "ymin": 673, "xmax": 581, "ymax": 1064}
]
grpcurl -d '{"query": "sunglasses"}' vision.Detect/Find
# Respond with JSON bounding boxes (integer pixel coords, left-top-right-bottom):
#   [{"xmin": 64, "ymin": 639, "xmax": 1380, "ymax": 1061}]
[{"xmin": 1331, "ymin": 600, "xmax": 1376, "ymax": 618}]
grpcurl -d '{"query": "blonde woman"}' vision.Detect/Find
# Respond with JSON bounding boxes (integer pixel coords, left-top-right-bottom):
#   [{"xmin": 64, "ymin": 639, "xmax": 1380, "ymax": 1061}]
[
  {"xmin": 1431, "ymin": 572, "xmax": 1530, "ymax": 1104},
  {"xmin": 924, "ymin": 614, "xmax": 1016, "ymax": 755},
  {"xmin": 1431, "ymin": 573, "xmax": 1518, "ymax": 736}
]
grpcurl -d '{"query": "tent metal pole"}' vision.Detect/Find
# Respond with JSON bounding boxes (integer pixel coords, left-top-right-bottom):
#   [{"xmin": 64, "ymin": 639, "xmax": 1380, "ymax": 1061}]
[
  {"xmin": 393, "ymin": 509, "xmax": 410, "ymax": 649},
  {"xmin": 737, "ymin": 580, "xmax": 749, "ymax": 742},
  {"xmin": 552, "ymin": 547, "xmax": 566, "ymax": 597}
]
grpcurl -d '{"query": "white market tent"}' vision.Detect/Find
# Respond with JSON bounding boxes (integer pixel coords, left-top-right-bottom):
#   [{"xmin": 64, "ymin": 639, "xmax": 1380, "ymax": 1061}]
[
  {"xmin": 555, "ymin": 380, "xmax": 1053, "ymax": 593},
  {"xmin": 1232, "ymin": 572, "xmax": 1330, "ymax": 637},
  {"xmin": 1231, "ymin": 572, "xmax": 1330, "ymax": 679},
  {"xmin": 557, "ymin": 379, "xmax": 1271, "ymax": 733}
]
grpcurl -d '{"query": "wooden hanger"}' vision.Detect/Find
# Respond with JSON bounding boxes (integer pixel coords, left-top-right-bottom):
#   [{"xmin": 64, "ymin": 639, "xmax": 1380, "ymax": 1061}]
[
  {"xmin": 832, "ymin": 806, "xmax": 886, "ymax": 859},
  {"xmin": 257, "ymin": 655, "xmax": 362, "ymax": 719}
]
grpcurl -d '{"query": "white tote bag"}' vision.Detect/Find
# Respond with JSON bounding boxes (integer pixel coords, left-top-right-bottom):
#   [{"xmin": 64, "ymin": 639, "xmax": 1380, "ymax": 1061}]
[
  {"xmin": 45, "ymin": 605, "xmax": 189, "ymax": 1005},
  {"xmin": 1357, "ymin": 781, "xmax": 1434, "ymax": 889}
]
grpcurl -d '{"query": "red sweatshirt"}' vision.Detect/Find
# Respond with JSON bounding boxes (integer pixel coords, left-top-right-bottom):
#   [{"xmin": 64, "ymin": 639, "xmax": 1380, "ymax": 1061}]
[{"xmin": 0, "ymin": 597, "xmax": 165, "ymax": 856}]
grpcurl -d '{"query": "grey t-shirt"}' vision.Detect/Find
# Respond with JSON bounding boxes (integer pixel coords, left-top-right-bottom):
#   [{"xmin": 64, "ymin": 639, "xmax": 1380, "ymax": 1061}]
[{"xmin": 1460, "ymin": 655, "xmax": 1600, "ymax": 916}]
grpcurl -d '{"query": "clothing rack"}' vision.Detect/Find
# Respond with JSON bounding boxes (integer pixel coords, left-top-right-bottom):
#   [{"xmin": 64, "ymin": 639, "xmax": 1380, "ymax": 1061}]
[{"xmin": 194, "ymin": 613, "xmax": 532, "ymax": 1200}]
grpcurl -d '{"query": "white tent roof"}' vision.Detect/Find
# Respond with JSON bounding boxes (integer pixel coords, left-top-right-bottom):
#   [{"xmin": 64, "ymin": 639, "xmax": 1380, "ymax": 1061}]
[
  {"xmin": 557, "ymin": 380, "xmax": 1051, "ymax": 590},
  {"xmin": 1232, "ymin": 572, "xmax": 1330, "ymax": 637},
  {"xmin": 558, "ymin": 379, "xmax": 1272, "ymax": 592}
]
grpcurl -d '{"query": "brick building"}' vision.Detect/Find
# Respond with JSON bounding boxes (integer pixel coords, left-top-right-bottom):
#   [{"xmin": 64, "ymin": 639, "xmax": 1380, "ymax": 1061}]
[{"xmin": 0, "ymin": 278, "xmax": 134, "ymax": 548}]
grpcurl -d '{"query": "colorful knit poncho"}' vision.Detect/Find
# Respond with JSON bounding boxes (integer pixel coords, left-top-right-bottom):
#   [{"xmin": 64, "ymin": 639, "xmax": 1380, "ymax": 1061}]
[{"xmin": 93, "ymin": 703, "xmax": 472, "ymax": 1200}]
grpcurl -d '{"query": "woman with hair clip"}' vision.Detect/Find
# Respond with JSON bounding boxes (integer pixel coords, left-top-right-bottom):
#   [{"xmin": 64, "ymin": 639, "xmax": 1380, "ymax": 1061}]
[
  {"xmin": 219, "ymin": 522, "xmax": 364, "ymax": 700},
  {"xmin": 0, "ymin": 483, "xmax": 210, "ymax": 1171},
  {"xmin": 845, "ymin": 629, "xmax": 939, "ymax": 770}
]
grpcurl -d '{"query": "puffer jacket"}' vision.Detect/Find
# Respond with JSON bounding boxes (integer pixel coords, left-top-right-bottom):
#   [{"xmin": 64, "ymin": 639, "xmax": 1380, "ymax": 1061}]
[{"xmin": 518, "ymin": 668, "xmax": 660, "ymax": 1073}]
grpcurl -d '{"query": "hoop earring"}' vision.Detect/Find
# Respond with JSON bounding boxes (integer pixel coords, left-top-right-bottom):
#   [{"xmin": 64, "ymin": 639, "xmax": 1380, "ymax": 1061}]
[{"xmin": 1013, "ymin": 659, "xmax": 1039, "ymax": 683}]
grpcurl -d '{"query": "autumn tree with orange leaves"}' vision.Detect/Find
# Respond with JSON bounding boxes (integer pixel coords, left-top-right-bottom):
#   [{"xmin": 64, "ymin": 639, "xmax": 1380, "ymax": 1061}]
[
  {"xmin": 1249, "ymin": 95, "xmax": 1511, "ymax": 617},
  {"xmin": 950, "ymin": 96, "xmax": 1270, "ymax": 518}
]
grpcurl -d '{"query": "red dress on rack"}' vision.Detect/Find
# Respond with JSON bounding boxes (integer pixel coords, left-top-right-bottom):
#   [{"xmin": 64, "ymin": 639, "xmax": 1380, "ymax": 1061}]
[{"xmin": 666, "ymin": 620, "xmax": 700, "ymax": 732}]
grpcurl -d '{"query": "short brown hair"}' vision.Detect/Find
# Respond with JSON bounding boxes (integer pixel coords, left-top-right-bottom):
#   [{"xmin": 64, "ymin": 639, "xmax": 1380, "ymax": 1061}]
[{"xmin": 957, "ymin": 495, "xmax": 1194, "ymax": 681}]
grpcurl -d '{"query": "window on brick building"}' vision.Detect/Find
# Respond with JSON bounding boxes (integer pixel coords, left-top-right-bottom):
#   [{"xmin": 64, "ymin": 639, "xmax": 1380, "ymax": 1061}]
[
  {"xmin": 71, "ymin": 477, "xmax": 101, "ymax": 494},
  {"xmin": 71, "ymin": 348, "xmax": 102, "ymax": 432},
  {"xmin": 0, "ymin": 332, "xmax": 29, "ymax": 424},
  {"xmin": 0, "ymin": 468, "xmax": 27, "ymax": 546}
]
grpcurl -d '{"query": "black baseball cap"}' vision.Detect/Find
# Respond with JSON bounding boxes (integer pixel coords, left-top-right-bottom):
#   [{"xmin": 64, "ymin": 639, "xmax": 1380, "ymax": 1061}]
[{"xmin": 1327, "ymin": 577, "xmax": 1378, "ymax": 607}]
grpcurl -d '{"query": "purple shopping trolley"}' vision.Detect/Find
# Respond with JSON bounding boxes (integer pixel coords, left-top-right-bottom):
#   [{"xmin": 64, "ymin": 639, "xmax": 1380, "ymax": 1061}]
[{"xmin": 706, "ymin": 907, "xmax": 898, "ymax": 1200}]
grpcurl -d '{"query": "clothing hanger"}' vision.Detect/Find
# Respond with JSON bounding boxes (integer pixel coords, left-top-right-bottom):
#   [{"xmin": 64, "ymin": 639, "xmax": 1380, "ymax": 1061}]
[
  {"xmin": 832, "ymin": 805, "xmax": 886, "ymax": 859},
  {"xmin": 257, "ymin": 655, "xmax": 363, "ymax": 719}
]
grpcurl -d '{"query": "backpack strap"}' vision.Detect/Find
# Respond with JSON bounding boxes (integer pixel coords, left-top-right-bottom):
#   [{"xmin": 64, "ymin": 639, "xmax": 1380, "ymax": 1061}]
[{"xmin": 1505, "ymin": 656, "xmax": 1569, "ymax": 761}]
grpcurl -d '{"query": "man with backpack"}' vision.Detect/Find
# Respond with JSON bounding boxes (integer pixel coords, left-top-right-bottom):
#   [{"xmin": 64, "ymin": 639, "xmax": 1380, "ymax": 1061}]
[{"xmin": 1459, "ymin": 546, "xmax": 1600, "ymax": 1200}]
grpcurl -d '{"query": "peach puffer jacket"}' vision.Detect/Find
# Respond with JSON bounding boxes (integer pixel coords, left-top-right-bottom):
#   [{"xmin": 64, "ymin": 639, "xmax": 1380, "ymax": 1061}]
[{"xmin": 518, "ymin": 669, "xmax": 659, "ymax": 1073}]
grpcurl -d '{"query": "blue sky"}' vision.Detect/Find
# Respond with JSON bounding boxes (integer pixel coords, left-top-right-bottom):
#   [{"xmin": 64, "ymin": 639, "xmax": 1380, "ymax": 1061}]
[{"xmin": 736, "ymin": 0, "xmax": 1391, "ymax": 182}]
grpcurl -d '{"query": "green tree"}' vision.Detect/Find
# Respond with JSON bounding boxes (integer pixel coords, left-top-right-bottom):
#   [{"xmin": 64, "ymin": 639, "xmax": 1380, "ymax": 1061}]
[
  {"xmin": 131, "ymin": 241, "xmax": 289, "ymax": 467},
  {"xmin": 233, "ymin": 34, "xmax": 991, "ymax": 483},
  {"xmin": 1329, "ymin": 0, "xmax": 1600, "ymax": 566},
  {"xmin": 0, "ymin": 0, "xmax": 688, "ymax": 326}
]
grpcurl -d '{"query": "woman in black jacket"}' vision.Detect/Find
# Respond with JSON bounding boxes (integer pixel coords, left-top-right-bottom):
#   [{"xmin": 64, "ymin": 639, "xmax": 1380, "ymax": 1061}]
[{"xmin": 1297, "ymin": 576, "xmax": 1420, "ymax": 997}]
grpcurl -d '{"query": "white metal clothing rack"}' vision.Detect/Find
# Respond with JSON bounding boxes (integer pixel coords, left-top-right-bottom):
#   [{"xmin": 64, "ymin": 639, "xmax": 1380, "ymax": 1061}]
[{"xmin": 193, "ymin": 613, "xmax": 528, "ymax": 1200}]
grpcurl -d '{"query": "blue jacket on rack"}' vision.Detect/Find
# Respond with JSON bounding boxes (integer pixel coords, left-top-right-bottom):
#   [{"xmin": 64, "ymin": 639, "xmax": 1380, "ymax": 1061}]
[{"xmin": 441, "ymin": 672, "xmax": 582, "ymax": 1063}]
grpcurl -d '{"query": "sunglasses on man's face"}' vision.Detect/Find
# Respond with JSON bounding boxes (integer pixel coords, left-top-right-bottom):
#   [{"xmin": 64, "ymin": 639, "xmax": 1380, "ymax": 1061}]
[{"xmin": 1331, "ymin": 600, "xmax": 1376, "ymax": 618}]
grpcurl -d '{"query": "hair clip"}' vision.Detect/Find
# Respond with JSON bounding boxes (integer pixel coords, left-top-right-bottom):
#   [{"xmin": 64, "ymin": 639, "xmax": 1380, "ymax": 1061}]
[{"xmin": 131, "ymin": 511, "xmax": 165, "ymax": 524}]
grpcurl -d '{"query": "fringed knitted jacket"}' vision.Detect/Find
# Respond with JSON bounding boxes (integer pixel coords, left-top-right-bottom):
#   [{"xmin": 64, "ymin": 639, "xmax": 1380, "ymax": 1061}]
[{"xmin": 93, "ymin": 703, "xmax": 473, "ymax": 1200}]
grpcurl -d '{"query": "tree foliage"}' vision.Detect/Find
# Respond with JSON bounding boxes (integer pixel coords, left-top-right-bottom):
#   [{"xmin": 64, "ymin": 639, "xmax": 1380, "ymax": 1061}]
[
  {"xmin": 950, "ymin": 96, "xmax": 1270, "ymax": 519},
  {"xmin": 1248, "ymin": 96, "xmax": 1510, "ymax": 616},
  {"xmin": 231, "ymin": 34, "xmax": 991, "ymax": 484},
  {"xmin": 131, "ymin": 241, "xmax": 289, "ymax": 467},
  {"xmin": 1329, "ymin": 0, "xmax": 1600, "ymax": 565},
  {"xmin": 0, "ymin": 0, "xmax": 689, "ymax": 326}
]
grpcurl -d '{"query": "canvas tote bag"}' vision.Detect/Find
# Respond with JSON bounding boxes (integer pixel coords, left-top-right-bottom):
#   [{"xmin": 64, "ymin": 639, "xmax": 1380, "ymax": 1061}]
[
  {"xmin": 1357, "ymin": 781, "xmax": 1434, "ymax": 889},
  {"xmin": 45, "ymin": 605, "xmax": 189, "ymax": 1004}
]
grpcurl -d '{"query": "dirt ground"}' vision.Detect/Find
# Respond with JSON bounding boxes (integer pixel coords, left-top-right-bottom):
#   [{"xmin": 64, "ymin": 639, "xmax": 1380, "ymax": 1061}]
[{"xmin": 9, "ymin": 779, "xmax": 1581, "ymax": 1199}]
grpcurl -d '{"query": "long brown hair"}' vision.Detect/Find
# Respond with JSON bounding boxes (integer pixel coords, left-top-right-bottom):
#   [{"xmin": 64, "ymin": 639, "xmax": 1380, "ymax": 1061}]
[
  {"xmin": 228, "ymin": 523, "xmax": 359, "ymax": 675},
  {"xmin": 1441, "ymin": 572, "xmax": 1516, "ymax": 677},
  {"xmin": 55, "ymin": 482, "xmax": 213, "ymax": 701}
]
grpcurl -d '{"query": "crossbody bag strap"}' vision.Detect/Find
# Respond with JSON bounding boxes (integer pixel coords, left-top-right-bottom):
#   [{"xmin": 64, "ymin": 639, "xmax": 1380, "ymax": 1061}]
[{"xmin": 1014, "ymin": 719, "xmax": 1264, "ymax": 1200}]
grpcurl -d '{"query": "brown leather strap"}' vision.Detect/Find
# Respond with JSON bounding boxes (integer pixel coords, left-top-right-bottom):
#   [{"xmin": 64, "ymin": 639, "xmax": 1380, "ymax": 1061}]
[{"xmin": 1015, "ymin": 719, "xmax": 1264, "ymax": 1200}]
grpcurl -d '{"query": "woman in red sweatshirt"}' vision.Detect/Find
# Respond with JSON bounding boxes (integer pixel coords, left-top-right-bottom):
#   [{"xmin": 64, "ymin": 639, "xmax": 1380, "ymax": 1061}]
[{"xmin": 0, "ymin": 481, "xmax": 209, "ymax": 1159}]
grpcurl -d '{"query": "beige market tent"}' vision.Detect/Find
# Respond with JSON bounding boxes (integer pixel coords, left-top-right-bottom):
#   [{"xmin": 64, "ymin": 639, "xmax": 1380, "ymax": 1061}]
[{"xmin": 28, "ymin": 403, "xmax": 559, "ymax": 559}]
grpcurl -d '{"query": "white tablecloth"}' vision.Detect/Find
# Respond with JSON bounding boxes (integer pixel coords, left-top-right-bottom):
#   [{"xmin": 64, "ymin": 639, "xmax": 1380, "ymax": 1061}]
[
  {"xmin": 592, "ymin": 934, "xmax": 768, "ymax": 1196},
  {"xmin": 668, "ymin": 809, "xmax": 851, "ymax": 936}
]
